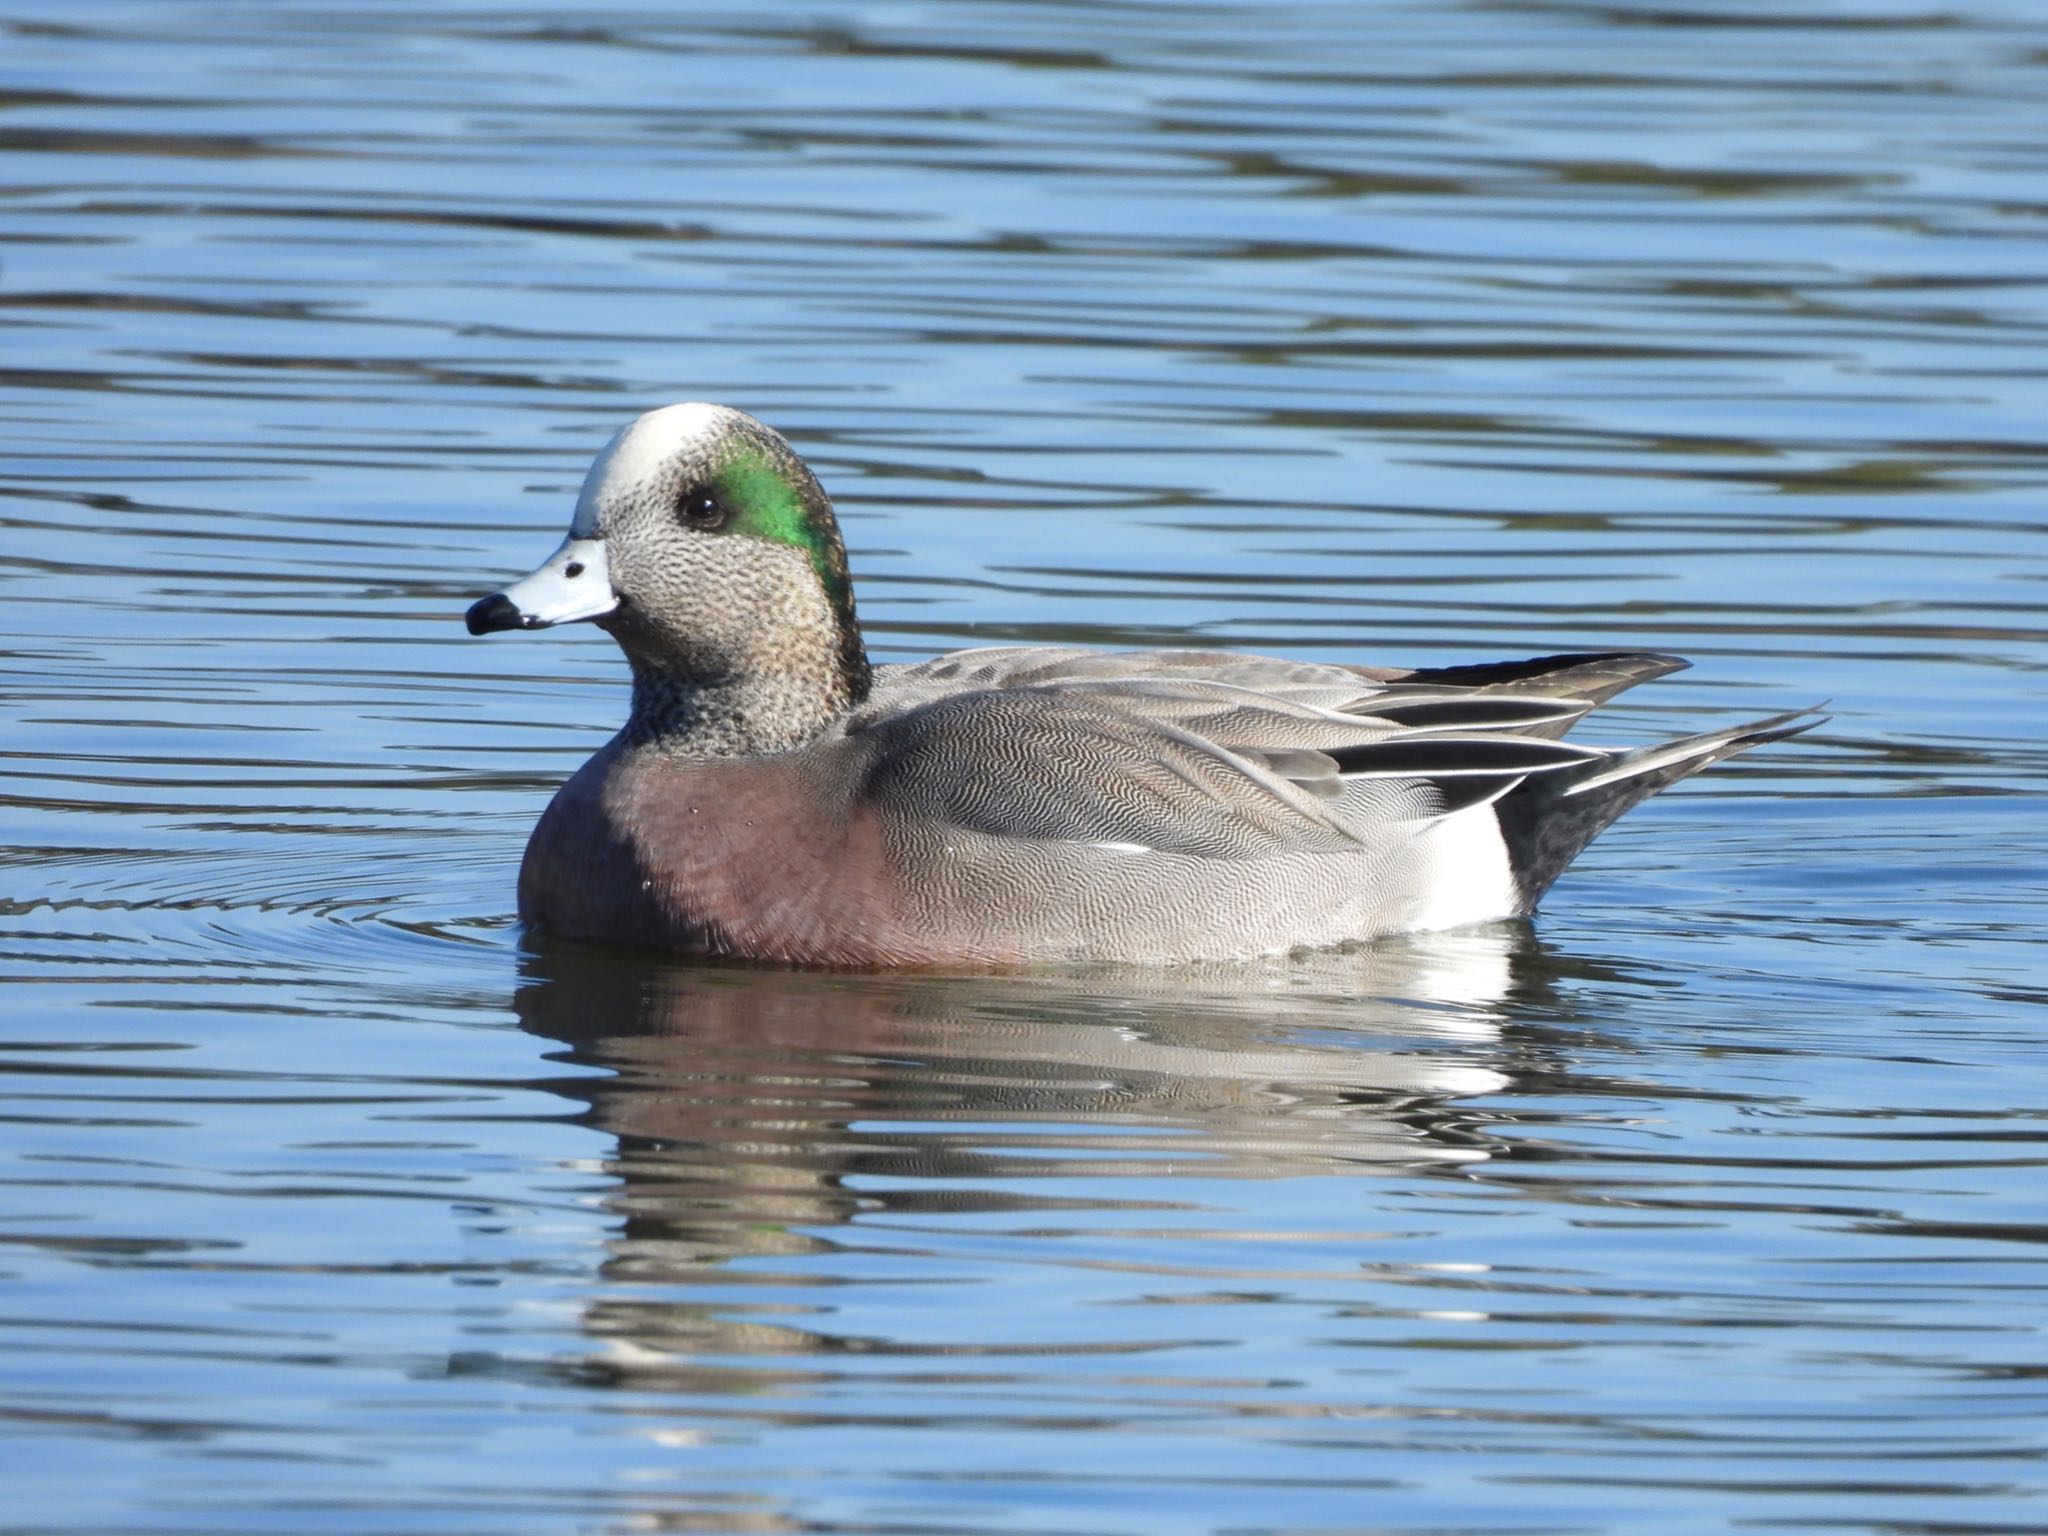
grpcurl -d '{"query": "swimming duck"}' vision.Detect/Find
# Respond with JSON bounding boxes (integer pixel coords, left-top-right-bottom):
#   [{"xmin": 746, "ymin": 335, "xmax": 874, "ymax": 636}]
[{"xmin": 466, "ymin": 404, "xmax": 1817, "ymax": 966}]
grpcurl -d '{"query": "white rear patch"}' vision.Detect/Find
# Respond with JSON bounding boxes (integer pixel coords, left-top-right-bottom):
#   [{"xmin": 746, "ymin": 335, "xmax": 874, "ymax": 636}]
[{"xmin": 1397, "ymin": 804, "xmax": 1518, "ymax": 933}]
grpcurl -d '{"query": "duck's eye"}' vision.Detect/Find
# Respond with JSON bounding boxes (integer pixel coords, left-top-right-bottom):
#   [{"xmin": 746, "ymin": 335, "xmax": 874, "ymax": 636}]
[{"xmin": 679, "ymin": 487, "xmax": 727, "ymax": 531}]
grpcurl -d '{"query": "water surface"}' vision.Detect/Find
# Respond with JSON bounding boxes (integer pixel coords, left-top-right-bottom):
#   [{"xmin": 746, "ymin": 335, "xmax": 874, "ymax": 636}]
[{"xmin": 2, "ymin": 3, "xmax": 2046, "ymax": 1533}]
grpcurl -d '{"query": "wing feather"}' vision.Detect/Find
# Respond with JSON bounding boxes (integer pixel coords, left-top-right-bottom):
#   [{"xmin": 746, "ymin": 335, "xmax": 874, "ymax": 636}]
[
  {"xmin": 853, "ymin": 645, "xmax": 1703, "ymax": 871},
  {"xmin": 856, "ymin": 689, "xmax": 1376, "ymax": 859}
]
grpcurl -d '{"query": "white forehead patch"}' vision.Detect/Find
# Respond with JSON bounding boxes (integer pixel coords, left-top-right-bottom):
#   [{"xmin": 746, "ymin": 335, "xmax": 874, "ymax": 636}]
[{"xmin": 570, "ymin": 402, "xmax": 737, "ymax": 538}]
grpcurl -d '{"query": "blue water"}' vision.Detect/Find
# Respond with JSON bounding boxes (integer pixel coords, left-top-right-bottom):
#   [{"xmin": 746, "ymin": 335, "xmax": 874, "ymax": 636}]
[{"xmin": 2, "ymin": 3, "xmax": 2046, "ymax": 1532}]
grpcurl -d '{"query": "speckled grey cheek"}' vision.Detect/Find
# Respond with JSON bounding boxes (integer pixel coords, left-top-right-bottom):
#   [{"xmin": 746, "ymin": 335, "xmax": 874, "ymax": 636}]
[{"xmin": 605, "ymin": 530, "xmax": 863, "ymax": 757}]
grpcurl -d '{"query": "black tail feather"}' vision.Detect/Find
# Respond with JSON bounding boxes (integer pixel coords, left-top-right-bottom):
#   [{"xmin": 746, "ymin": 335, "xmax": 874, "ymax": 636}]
[
  {"xmin": 1496, "ymin": 708, "xmax": 1826, "ymax": 906},
  {"xmin": 1370, "ymin": 652, "xmax": 1692, "ymax": 739}
]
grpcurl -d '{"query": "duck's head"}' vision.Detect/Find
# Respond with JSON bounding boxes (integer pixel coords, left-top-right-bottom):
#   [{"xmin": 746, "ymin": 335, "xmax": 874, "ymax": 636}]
[{"xmin": 466, "ymin": 404, "xmax": 870, "ymax": 747}]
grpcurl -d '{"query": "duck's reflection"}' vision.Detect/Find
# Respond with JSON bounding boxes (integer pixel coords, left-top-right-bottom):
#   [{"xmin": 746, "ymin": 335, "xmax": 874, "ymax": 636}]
[{"xmin": 516, "ymin": 928, "xmax": 1547, "ymax": 1372}]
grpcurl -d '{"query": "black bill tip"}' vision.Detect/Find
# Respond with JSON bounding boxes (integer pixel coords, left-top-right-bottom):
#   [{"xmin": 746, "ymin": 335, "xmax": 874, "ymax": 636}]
[{"xmin": 465, "ymin": 591, "xmax": 523, "ymax": 636}]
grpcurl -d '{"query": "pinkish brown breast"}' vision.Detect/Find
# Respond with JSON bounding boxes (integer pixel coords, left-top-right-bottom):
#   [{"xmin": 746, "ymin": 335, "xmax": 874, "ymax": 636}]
[{"xmin": 516, "ymin": 740, "xmax": 959, "ymax": 965}]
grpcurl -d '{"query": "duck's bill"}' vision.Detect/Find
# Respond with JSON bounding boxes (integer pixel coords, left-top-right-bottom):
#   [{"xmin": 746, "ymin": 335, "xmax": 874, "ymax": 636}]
[{"xmin": 466, "ymin": 536, "xmax": 618, "ymax": 635}]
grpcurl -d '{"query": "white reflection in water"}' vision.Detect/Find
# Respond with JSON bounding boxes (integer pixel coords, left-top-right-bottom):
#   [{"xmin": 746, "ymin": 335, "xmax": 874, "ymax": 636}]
[{"xmin": 513, "ymin": 928, "xmax": 1525, "ymax": 1370}]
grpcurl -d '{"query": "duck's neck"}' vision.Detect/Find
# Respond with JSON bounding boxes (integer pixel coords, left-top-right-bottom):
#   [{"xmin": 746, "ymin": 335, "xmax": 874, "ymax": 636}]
[{"xmin": 621, "ymin": 634, "xmax": 871, "ymax": 758}]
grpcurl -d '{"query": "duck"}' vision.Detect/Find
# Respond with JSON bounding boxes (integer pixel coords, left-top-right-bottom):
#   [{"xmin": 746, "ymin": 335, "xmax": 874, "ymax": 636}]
[{"xmin": 465, "ymin": 403, "xmax": 1819, "ymax": 967}]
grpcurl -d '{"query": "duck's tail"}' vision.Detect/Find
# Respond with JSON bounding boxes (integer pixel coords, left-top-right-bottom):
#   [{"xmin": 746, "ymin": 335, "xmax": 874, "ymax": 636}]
[{"xmin": 1494, "ymin": 707, "xmax": 1827, "ymax": 907}]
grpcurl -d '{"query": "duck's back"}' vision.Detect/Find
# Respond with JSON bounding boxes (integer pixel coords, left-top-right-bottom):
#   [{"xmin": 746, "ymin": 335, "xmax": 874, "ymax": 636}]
[{"xmin": 515, "ymin": 647, "xmax": 1811, "ymax": 966}]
